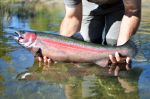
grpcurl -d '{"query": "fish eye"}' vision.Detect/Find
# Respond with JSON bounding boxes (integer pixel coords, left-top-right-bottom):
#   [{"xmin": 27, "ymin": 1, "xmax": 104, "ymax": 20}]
[{"xmin": 18, "ymin": 37, "xmax": 24, "ymax": 42}]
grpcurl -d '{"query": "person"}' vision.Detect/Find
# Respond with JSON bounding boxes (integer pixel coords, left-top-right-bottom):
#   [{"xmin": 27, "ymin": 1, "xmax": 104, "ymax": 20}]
[{"xmin": 39, "ymin": 0, "xmax": 141, "ymax": 76}]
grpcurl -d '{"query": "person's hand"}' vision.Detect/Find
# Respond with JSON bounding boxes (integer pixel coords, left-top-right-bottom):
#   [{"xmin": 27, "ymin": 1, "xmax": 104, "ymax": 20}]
[
  {"xmin": 38, "ymin": 56, "xmax": 53, "ymax": 64},
  {"xmin": 108, "ymin": 52, "xmax": 131, "ymax": 76}
]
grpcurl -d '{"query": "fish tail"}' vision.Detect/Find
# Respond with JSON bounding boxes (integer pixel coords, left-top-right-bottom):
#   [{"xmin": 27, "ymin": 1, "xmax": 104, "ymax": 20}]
[{"xmin": 120, "ymin": 40, "xmax": 138, "ymax": 58}]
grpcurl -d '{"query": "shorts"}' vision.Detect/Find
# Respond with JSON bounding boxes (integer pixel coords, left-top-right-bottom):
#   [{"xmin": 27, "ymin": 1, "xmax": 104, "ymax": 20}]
[
  {"xmin": 80, "ymin": 0, "xmax": 124, "ymax": 46},
  {"xmin": 64, "ymin": 0, "xmax": 124, "ymax": 46}
]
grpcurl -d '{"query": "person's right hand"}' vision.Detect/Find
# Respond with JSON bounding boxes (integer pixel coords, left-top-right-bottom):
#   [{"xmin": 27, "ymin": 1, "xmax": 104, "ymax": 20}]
[{"xmin": 108, "ymin": 52, "xmax": 131, "ymax": 76}]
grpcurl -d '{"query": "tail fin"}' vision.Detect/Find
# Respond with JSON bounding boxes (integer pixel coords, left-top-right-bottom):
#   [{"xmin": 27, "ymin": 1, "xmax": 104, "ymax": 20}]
[
  {"xmin": 122, "ymin": 39, "xmax": 147, "ymax": 62},
  {"xmin": 120, "ymin": 40, "xmax": 138, "ymax": 58},
  {"xmin": 131, "ymin": 35, "xmax": 148, "ymax": 62}
]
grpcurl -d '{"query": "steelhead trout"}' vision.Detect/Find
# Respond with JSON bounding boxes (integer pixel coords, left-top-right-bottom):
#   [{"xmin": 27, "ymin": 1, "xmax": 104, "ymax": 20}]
[{"xmin": 14, "ymin": 31, "xmax": 137, "ymax": 67}]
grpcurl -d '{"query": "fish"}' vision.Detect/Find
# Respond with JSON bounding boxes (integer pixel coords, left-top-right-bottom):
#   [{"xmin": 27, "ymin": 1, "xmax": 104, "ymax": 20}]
[{"xmin": 14, "ymin": 31, "xmax": 137, "ymax": 67}]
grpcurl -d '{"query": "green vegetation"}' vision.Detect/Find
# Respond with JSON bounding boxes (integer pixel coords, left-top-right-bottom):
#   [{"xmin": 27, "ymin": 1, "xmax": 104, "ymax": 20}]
[{"xmin": 0, "ymin": 0, "xmax": 64, "ymax": 31}]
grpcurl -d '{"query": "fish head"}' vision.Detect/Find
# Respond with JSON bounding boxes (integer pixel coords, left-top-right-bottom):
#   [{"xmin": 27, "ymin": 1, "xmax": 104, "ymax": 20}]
[{"xmin": 14, "ymin": 31, "xmax": 37, "ymax": 48}]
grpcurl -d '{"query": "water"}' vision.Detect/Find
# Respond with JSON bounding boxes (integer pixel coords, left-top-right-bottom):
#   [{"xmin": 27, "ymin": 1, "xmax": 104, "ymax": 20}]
[{"xmin": 0, "ymin": 0, "xmax": 150, "ymax": 99}]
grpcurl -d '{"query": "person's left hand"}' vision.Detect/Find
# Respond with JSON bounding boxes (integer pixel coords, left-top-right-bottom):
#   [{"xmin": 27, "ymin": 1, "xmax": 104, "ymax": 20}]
[{"xmin": 108, "ymin": 52, "xmax": 131, "ymax": 76}]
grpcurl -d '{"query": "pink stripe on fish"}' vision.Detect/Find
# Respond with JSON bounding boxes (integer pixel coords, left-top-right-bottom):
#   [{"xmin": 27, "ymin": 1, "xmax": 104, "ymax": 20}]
[{"xmin": 40, "ymin": 37, "xmax": 127, "ymax": 53}]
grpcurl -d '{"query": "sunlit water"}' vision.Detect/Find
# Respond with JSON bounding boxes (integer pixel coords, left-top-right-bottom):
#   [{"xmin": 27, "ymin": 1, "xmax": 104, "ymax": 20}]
[{"xmin": 0, "ymin": 1, "xmax": 150, "ymax": 99}]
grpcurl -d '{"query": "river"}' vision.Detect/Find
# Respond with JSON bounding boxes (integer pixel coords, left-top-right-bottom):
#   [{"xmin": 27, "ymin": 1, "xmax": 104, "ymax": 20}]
[{"xmin": 0, "ymin": 0, "xmax": 150, "ymax": 99}]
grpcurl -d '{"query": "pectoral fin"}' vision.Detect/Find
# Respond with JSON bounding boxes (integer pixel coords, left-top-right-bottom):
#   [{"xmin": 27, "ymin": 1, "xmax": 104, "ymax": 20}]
[{"xmin": 29, "ymin": 47, "xmax": 42, "ymax": 57}]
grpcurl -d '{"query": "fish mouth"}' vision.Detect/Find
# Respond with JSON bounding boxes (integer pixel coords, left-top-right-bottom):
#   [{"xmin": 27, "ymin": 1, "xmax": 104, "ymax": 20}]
[
  {"xmin": 13, "ymin": 31, "xmax": 30, "ymax": 47},
  {"xmin": 14, "ymin": 31, "xmax": 24, "ymax": 42}
]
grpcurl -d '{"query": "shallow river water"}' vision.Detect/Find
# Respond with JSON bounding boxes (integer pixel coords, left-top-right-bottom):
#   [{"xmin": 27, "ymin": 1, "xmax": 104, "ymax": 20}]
[{"xmin": 0, "ymin": 1, "xmax": 150, "ymax": 99}]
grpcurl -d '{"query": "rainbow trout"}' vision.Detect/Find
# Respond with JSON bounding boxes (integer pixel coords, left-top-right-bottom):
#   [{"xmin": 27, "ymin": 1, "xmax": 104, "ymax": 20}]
[{"xmin": 14, "ymin": 31, "xmax": 137, "ymax": 67}]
